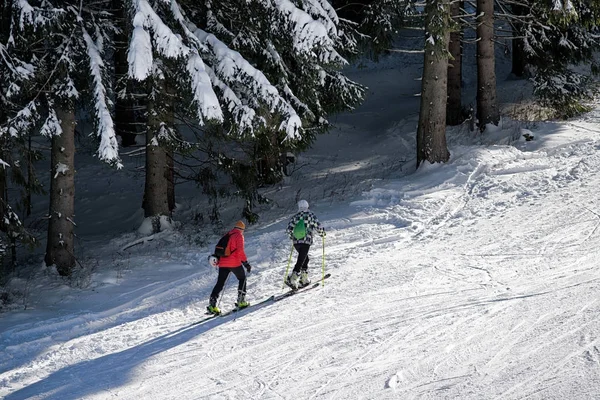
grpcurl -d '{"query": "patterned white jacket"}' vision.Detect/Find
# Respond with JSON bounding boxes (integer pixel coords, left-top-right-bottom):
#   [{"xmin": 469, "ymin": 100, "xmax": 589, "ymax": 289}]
[{"xmin": 286, "ymin": 210, "xmax": 326, "ymax": 245}]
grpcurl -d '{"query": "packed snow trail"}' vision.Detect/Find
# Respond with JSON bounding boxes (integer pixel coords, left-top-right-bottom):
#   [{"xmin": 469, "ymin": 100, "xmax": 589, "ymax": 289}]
[{"xmin": 2, "ymin": 116, "xmax": 600, "ymax": 399}]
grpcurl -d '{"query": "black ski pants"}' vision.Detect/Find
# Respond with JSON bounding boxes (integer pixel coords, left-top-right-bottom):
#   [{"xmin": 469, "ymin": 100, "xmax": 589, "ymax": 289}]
[
  {"xmin": 210, "ymin": 265, "xmax": 246, "ymax": 300},
  {"xmin": 293, "ymin": 243, "xmax": 310, "ymax": 274}
]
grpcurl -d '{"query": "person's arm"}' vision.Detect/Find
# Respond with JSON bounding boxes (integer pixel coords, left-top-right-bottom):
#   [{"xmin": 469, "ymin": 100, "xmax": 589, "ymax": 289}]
[
  {"xmin": 313, "ymin": 214, "xmax": 326, "ymax": 237},
  {"xmin": 286, "ymin": 215, "xmax": 297, "ymax": 239},
  {"xmin": 236, "ymin": 233, "xmax": 252, "ymax": 272}
]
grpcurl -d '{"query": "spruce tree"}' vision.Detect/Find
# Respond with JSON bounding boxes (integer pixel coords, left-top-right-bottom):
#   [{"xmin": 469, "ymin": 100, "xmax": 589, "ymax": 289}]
[
  {"xmin": 500, "ymin": 0, "xmax": 600, "ymax": 118},
  {"xmin": 2, "ymin": 1, "xmax": 120, "ymax": 276},
  {"xmin": 126, "ymin": 0, "xmax": 365, "ymax": 224}
]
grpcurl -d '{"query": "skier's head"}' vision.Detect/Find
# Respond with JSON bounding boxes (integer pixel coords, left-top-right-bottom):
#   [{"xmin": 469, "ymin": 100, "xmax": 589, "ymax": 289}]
[
  {"xmin": 234, "ymin": 220, "xmax": 246, "ymax": 230},
  {"xmin": 297, "ymin": 199, "xmax": 309, "ymax": 212}
]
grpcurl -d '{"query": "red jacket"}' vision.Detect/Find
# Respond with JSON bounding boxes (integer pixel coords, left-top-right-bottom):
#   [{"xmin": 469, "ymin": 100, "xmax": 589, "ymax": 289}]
[{"xmin": 218, "ymin": 228, "xmax": 247, "ymax": 268}]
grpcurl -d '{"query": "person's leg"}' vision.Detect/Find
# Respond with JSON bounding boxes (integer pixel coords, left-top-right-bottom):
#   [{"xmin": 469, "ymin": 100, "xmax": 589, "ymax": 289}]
[
  {"xmin": 210, "ymin": 268, "xmax": 231, "ymax": 303},
  {"xmin": 293, "ymin": 244, "xmax": 310, "ymax": 274},
  {"xmin": 298, "ymin": 244, "xmax": 311, "ymax": 287},
  {"xmin": 231, "ymin": 265, "xmax": 247, "ymax": 301},
  {"xmin": 231, "ymin": 266, "xmax": 248, "ymax": 307},
  {"xmin": 288, "ymin": 244, "xmax": 309, "ymax": 289}
]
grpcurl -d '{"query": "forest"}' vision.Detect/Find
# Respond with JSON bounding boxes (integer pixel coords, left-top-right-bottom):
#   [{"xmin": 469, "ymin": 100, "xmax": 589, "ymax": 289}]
[{"xmin": 0, "ymin": 0, "xmax": 599, "ymax": 283}]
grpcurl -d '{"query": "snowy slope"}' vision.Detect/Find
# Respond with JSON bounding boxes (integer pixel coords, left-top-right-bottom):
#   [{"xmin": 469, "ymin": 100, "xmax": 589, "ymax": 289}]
[{"xmin": 1, "ymin": 35, "xmax": 600, "ymax": 399}]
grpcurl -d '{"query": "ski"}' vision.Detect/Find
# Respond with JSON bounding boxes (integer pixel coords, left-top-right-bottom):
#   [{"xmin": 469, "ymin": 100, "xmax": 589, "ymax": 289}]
[
  {"xmin": 197, "ymin": 294, "xmax": 276, "ymax": 322},
  {"xmin": 192, "ymin": 274, "xmax": 330, "ymax": 325},
  {"xmin": 274, "ymin": 273, "xmax": 331, "ymax": 301}
]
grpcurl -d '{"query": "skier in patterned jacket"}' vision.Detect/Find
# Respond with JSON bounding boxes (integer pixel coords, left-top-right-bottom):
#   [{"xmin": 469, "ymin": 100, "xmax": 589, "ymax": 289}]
[{"xmin": 285, "ymin": 200, "xmax": 326, "ymax": 289}]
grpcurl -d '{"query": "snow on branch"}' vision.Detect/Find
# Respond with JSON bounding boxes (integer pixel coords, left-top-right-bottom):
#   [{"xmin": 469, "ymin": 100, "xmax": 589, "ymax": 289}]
[
  {"xmin": 274, "ymin": 0, "xmax": 345, "ymax": 65},
  {"xmin": 129, "ymin": 0, "xmax": 222, "ymax": 124},
  {"xmin": 40, "ymin": 107, "xmax": 61, "ymax": 137},
  {"xmin": 83, "ymin": 28, "xmax": 122, "ymax": 167},
  {"xmin": 204, "ymin": 67, "xmax": 258, "ymax": 134},
  {"xmin": 16, "ymin": 0, "xmax": 35, "ymax": 29},
  {"xmin": 129, "ymin": 0, "xmax": 189, "ymax": 80},
  {"xmin": 186, "ymin": 52, "xmax": 223, "ymax": 124},
  {"xmin": 2, "ymin": 101, "xmax": 40, "ymax": 138},
  {"xmin": 168, "ymin": 0, "xmax": 209, "ymax": 52},
  {"xmin": 128, "ymin": 22, "xmax": 153, "ymax": 80},
  {"xmin": 16, "ymin": 0, "xmax": 63, "ymax": 29},
  {"xmin": 303, "ymin": 0, "xmax": 339, "ymax": 36},
  {"xmin": 191, "ymin": 27, "xmax": 301, "ymax": 139}
]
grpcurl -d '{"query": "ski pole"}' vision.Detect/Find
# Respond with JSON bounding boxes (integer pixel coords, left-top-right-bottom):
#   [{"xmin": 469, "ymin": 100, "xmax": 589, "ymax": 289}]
[
  {"xmin": 321, "ymin": 235, "xmax": 325, "ymax": 286},
  {"xmin": 283, "ymin": 242, "xmax": 294, "ymax": 289}
]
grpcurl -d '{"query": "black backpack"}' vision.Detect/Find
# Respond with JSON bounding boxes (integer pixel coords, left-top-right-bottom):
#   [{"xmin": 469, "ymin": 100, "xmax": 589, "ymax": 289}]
[{"xmin": 214, "ymin": 233, "xmax": 232, "ymax": 258}]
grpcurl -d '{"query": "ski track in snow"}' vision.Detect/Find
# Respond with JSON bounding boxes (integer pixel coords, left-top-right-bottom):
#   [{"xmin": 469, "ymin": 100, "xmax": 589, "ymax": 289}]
[{"xmin": 3, "ymin": 128, "xmax": 600, "ymax": 399}]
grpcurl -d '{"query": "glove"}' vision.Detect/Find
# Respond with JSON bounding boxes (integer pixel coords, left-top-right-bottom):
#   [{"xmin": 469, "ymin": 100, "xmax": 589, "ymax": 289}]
[{"xmin": 242, "ymin": 261, "xmax": 251, "ymax": 273}]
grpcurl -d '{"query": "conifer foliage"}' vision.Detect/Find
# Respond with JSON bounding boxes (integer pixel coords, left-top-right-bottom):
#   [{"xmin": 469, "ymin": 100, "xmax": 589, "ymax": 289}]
[
  {"xmin": 124, "ymin": 0, "xmax": 365, "ymax": 223},
  {"xmin": 0, "ymin": 1, "xmax": 365, "ymax": 276},
  {"xmin": 0, "ymin": 1, "xmax": 121, "ymax": 276},
  {"xmin": 506, "ymin": 0, "xmax": 600, "ymax": 117}
]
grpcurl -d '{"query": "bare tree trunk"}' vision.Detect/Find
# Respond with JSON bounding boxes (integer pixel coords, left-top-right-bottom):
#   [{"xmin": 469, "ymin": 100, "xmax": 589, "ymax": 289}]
[
  {"xmin": 45, "ymin": 107, "xmax": 76, "ymax": 276},
  {"xmin": 417, "ymin": 0, "xmax": 451, "ymax": 167},
  {"xmin": 511, "ymin": 4, "xmax": 527, "ymax": 77},
  {"xmin": 112, "ymin": 0, "xmax": 137, "ymax": 147},
  {"xmin": 446, "ymin": 0, "xmax": 463, "ymax": 126},
  {"xmin": 142, "ymin": 79, "xmax": 172, "ymax": 225},
  {"xmin": 143, "ymin": 129, "xmax": 170, "ymax": 220},
  {"xmin": 0, "ymin": 0, "xmax": 12, "ymax": 40},
  {"xmin": 0, "ymin": 148, "xmax": 16, "ymax": 272},
  {"xmin": 24, "ymin": 133, "xmax": 34, "ymax": 217},
  {"xmin": 476, "ymin": 0, "xmax": 499, "ymax": 130},
  {"xmin": 167, "ymin": 149, "xmax": 175, "ymax": 213}
]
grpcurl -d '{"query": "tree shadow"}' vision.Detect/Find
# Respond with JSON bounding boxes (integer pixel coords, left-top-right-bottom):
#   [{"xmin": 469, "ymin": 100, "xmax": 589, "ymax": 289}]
[{"xmin": 4, "ymin": 301, "xmax": 272, "ymax": 400}]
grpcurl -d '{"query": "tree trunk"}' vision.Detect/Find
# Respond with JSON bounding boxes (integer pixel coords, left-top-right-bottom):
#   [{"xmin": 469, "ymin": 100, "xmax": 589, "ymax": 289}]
[
  {"xmin": 142, "ymin": 79, "xmax": 172, "ymax": 223},
  {"xmin": 25, "ymin": 133, "xmax": 33, "ymax": 216},
  {"xmin": 511, "ymin": 4, "xmax": 527, "ymax": 77},
  {"xmin": 446, "ymin": 0, "xmax": 463, "ymax": 126},
  {"xmin": 167, "ymin": 149, "xmax": 175, "ymax": 213},
  {"xmin": 476, "ymin": 0, "xmax": 499, "ymax": 130},
  {"xmin": 143, "ymin": 129, "xmax": 170, "ymax": 220},
  {"xmin": 257, "ymin": 129, "xmax": 284, "ymax": 186},
  {"xmin": 417, "ymin": 0, "xmax": 451, "ymax": 167},
  {"xmin": 45, "ymin": 107, "xmax": 76, "ymax": 276},
  {"xmin": 0, "ymin": 0, "xmax": 12, "ymax": 43},
  {"xmin": 112, "ymin": 0, "xmax": 137, "ymax": 147}
]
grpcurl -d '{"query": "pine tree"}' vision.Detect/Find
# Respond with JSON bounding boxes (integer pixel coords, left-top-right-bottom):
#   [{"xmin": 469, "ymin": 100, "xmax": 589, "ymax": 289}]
[
  {"xmin": 2, "ymin": 1, "xmax": 120, "ymax": 276},
  {"xmin": 125, "ymin": 0, "xmax": 365, "ymax": 224},
  {"xmin": 332, "ymin": 0, "xmax": 414, "ymax": 58},
  {"xmin": 499, "ymin": 0, "xmax": 600, "ymax": 118}
]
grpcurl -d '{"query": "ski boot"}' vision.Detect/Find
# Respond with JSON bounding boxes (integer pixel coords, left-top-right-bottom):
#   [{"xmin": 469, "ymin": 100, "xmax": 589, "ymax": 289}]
[
  {"xmin": 285, "ymin": 272, "xmax": 300, "ymax": 290},
  {"xmin": 207, "ymin": 297, "xmax": 221, "ymax": 315},
  {"xmin": 235, "ymin": 292, "xmax": 249, "ymax": 309},
  {"xmin": 298, "ymin": 271, "xmax": 311, "ymax": 288}
]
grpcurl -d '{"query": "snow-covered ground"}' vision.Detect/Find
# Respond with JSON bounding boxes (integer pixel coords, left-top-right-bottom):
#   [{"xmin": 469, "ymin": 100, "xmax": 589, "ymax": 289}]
[{"xmin": 1, "ymin": 33, "xmax": 600, "ymax": 399}]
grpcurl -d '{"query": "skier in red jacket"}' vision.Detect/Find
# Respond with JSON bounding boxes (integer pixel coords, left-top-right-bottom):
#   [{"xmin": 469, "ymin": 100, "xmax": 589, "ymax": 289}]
[{"xmin": 207, "ymin": 221, "xmax": 252, "ymax": 315}]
